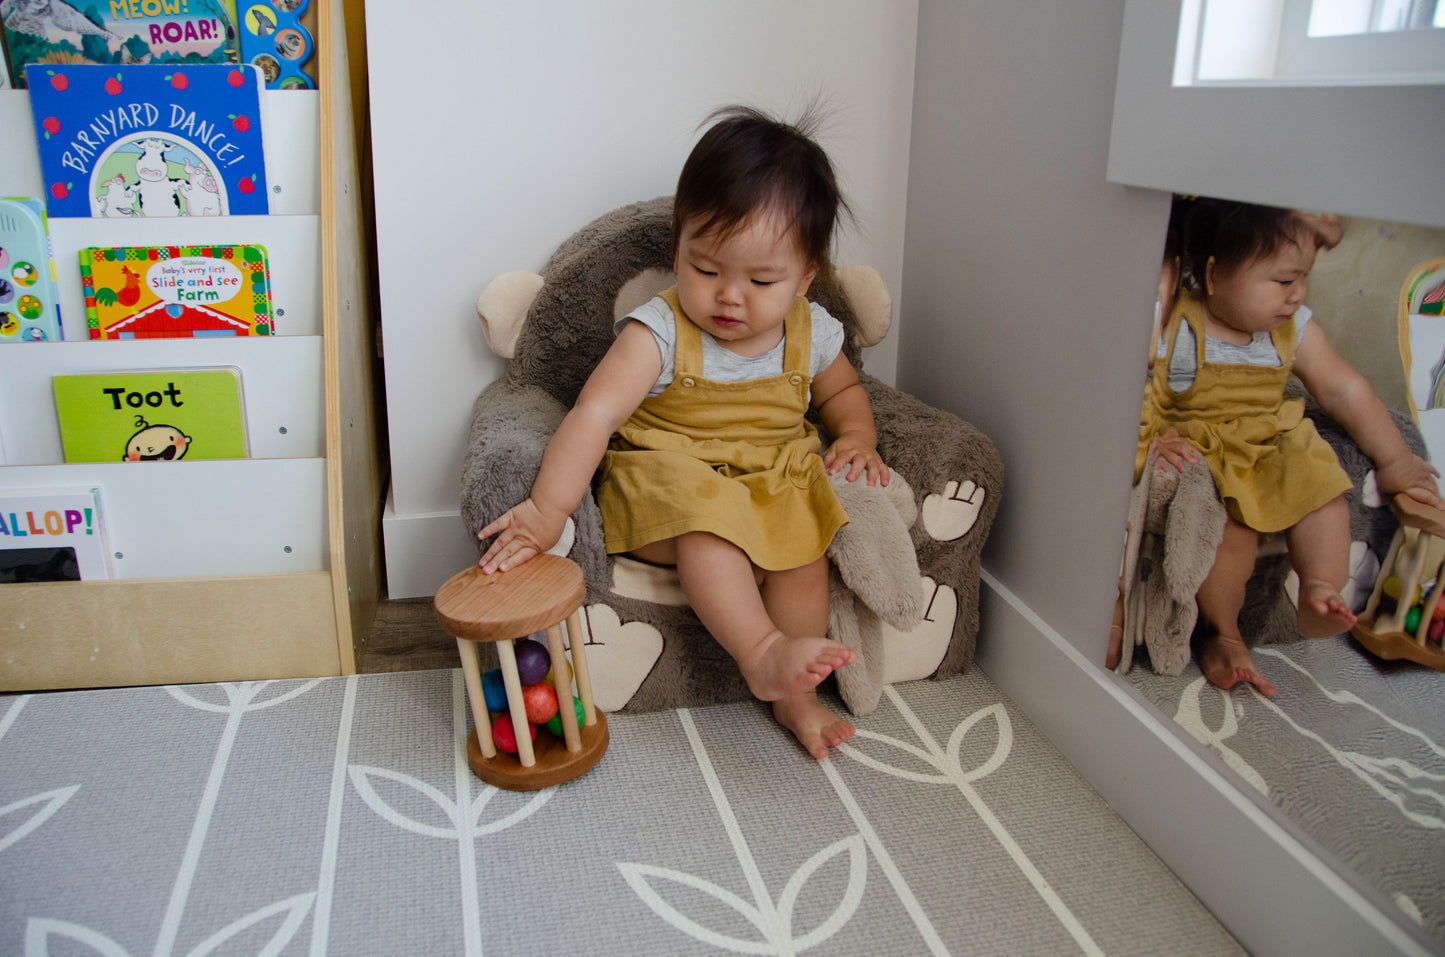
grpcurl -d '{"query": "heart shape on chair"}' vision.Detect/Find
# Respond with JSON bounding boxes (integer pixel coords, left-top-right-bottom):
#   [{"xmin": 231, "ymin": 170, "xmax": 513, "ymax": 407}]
[
  {"xmin": 574, "ymin": 603, "xmax": 664, "ymax": 711},
  {"xmin": 881, "ymin": 576, "xmax": 957, "ymax": 683}
]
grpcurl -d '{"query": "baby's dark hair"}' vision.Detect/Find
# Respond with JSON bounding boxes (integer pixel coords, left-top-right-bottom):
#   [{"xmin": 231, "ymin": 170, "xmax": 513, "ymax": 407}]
[
  {"xmin": 672, "ymin": 104, "xmax": 850, "ymax": 270},
  {"xmin": 1174, "ymin": 196, "xmax": 1309, "ymax": 291}
]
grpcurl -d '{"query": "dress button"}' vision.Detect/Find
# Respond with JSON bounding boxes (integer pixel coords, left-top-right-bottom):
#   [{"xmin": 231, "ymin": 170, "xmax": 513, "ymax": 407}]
[
  {"xmin": 682, "ymin": 376, "xmax": 696, "ymax": 388},
  {"xmin": 789, "ymin": 373, "xmax": 802, "ymax": 385}
]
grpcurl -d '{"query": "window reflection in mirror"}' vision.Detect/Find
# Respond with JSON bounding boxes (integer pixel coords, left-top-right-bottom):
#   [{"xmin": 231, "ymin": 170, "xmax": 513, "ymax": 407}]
[{"xmin": 1112, "ymin": 193, "xmax": 1445, "ymax": 948}]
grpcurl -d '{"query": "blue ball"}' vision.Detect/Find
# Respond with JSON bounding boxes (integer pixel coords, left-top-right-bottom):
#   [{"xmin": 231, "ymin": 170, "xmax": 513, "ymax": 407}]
[
  {"xmin": 481, "ymin": 668, "xmax": 508, "ymax": 712},
  {"xmin": 513, "ymin": 638, "xmax": 551, "ymax": 686}
]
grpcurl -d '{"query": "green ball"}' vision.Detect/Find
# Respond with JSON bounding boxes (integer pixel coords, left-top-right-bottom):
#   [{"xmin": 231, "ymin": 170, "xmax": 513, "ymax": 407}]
[
  {"xmin": 1407, "ymin": 605, "xmax": 1423, "ymax": 632},
  {"xmin": 544, "ymin": 695, "xmax": 586, "ymax": 737}
]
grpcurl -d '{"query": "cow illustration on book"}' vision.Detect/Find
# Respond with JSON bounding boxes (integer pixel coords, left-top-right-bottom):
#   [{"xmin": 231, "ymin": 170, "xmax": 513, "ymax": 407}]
[{"xmin": 123, "ymin": 416, "xmax": 191, "ymax": 462}]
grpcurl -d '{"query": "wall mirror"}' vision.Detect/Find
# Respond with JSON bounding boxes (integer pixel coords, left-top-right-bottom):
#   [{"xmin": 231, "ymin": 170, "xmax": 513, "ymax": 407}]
[
  {"xmin": 1108, "ymin": 1, "xmax": 1445, "ymax": 952},
  {"xmin": 1113, "ymin": 193, "xmax": 1445, "ymax": 947}
]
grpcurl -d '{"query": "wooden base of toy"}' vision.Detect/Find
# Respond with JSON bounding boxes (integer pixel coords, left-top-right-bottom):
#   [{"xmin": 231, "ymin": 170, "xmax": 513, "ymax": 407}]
[
  {"xmin": 435, "ymin": 557, "xmax": 609, "ymax": 790},
  {"xmin": 1351, "ymin": 494, "xmax": 1445, "ymax": 673},
  {"xmin": 466, "ymin": 713, "xmax": 609, "ymax": 790}
]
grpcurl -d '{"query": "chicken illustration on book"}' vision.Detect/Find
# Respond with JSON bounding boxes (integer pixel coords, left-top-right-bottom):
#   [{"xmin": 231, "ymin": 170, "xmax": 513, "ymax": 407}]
[
  {"xmin": 24, "ymin": 63, "xmax": 268, "ymax": 218},
  {"xmin": 81, "ymin": 244, "xmax": 273, "ymax": 339}
]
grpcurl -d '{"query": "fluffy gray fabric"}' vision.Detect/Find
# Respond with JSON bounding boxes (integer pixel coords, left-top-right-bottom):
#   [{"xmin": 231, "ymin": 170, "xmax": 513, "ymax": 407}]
[{"xmin": 461, "ymin": 197, "xmax": 1002, "ymax": 713}]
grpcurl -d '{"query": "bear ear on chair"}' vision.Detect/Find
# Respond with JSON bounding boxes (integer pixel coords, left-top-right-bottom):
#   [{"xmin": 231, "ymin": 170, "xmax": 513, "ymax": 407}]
[
  {"xmin": 837, "ymin": 264, "xmax": 892, "ymax": 348},
  {"xmin": 476, "ymin": 270, "xmax": 545, "ymax": 359}
]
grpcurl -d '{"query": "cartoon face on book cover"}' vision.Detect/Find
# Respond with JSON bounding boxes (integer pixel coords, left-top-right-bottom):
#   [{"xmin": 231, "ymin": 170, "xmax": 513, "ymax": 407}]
[{"xmin": 25, "ymin": 63, "xmax": 268, "ymax": 218}]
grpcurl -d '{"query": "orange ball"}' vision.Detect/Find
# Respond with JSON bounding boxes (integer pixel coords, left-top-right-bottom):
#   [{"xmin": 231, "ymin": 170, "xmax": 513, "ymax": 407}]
[{"xmin": 522, "ymin": 681, "xmax": 559, "ymax": 724}]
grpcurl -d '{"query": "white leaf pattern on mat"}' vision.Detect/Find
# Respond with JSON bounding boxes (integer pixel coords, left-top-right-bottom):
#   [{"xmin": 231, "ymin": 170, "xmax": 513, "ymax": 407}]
[
  {"xmin": 618, "ymin": 710, "xmax": 868, "ymax": 954},
  {"xmin": 0, "ymin": 786, "xmax": 78, "ymax": 854},
  {"xmin": 1251, "ymin": 649, "xmax": 1445, "ymax": 829},
  {"xmin": 1172, "ymin": 677, "xmax": 1269, "ymax": 795},
  {"xmin": 24, "ymin": 918, "xmax": 132, "ymax": 957},
  {"xmin": 837, "ymin": 687, "xmax": 1105, "ymax": 957},
  {"xmin": 182, "ymin": 892, "xmax": 315, "ymax": 957}
]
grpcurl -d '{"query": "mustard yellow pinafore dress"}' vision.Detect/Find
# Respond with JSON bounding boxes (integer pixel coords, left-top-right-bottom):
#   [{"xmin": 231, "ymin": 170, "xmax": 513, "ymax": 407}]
[
  {"xmin": 596, "ymin": 287, "xmax": 849, "ymax": 570},
  {"xmin": 1135, "ymin": 293, "xmax": 1351, "ymax": 533}
]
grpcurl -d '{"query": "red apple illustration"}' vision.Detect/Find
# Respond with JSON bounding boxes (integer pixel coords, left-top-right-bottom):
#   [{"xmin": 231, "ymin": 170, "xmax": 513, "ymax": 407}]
[
  {"xmin": 50, "ymin": 183, "xmax": 68, "ymax": 199},
  {"xmin": 48, "ymin": 72, "xmax": 67, "ymax": 91},
  {"xmin": 169, "ymin": 73, "xmax": 188, "ymax": 89},
  {"xmin": 230, "ymin": 113, "xmax": 251, "ymax": 132},
  {"xmin": 228, "ymin": 69, "xmax": 246, "ymax": 87},
  {"xmin": 43, "ymin": 117, "xmax": 60, "ymax": 135},
  {"xmin": 105, "ymin": 75, "xmax": 122, "ymax": 95},
  {"xmin": 237, "ymin": 176, "xmax": 255, "ymax": 195}
]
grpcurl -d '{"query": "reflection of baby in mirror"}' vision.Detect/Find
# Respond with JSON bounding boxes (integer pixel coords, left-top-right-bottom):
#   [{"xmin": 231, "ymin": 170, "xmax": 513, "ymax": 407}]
[{"xmin": 1128, "ymin": 198, "xmax": 1443, "ymax": 696}]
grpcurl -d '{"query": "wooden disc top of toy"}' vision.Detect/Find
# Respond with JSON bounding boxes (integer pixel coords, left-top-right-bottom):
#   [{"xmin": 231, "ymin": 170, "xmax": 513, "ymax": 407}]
[
  {"xmin": 435, "ymin": 556, "xmax": 586, "ymax": 643},
  {"xmin": 1391, "ymin": 494, "xmax": 1445, "ymax": 539}
]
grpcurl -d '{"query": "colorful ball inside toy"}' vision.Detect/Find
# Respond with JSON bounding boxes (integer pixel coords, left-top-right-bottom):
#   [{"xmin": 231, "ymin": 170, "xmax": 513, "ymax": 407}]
[
  {"xmin": 1407, "ymin": 605, "xmax": 1423, "ymax": 633},
  {"xmin": 481, "ymin": 668, "xmax": 508, "ymax": 713},
  {"xmin": 514, "ymin": 639, "xmax": 551, "ymax": 685},
  {"xmin": 491, "ymin": 714, "xmax": 536, "ymax": 754},
  {"xmin": 1431, "ymin": 619, "xmax": 1445, "ymax": 644},
  {"xmin": 544, "ymin": 696, "xmax": 587, "ymax": 738},
  {"xmin": 522, "ymin": 681, "xmax": 559, "ymax": 724},
  {"xmin": 547, "ymin": 656, "xmax": 573, "ymax": 687}
]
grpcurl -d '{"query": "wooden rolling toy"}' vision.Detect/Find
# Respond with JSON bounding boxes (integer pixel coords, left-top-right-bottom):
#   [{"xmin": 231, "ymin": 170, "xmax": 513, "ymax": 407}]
[
  {"xmin": 435, "ymin": 556, "xmax": 608, "ymax": 789},
  {"xmin": 1352, "ymin": 494, "xmax": 1445, "ymax": 671}
]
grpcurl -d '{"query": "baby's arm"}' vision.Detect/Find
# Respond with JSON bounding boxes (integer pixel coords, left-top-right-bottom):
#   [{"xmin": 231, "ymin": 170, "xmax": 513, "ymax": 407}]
[
  {"xmin": 478, "ymin": 321, "xmax": 661, "ymax": 572},
  {"xmin": 1293, "ymin": 322, "xmax": 1444, "ymax": 509},
  {"xmin": 811, "ymin": 353, "xmax": 888, "ymax": 486}
]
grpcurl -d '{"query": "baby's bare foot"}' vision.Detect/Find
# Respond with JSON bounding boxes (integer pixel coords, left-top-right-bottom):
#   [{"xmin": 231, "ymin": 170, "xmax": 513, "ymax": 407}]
[
  {"xmin": 740, "ymin": 630, "xmax": 855, "ymax": 702},
  {"xmin": 1196, "ymin": 632, "xmax": 1276, "ymax": 697},
  {"xmin": 773, "ymin": 693, "xmax": 855, "ymax": 759},
  {"xmin": 1297, "ymin": 579, "xmax": 1357, "ymax": 639}
]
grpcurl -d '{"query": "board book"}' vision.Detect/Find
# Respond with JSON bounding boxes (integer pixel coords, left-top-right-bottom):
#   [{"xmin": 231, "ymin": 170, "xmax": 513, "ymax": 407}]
[
  {"xmin": 0, "ymin": 487, "xmax": 111, "ymax": 581},
  {"xmin": 81, "ymin": 244, "xmax": 273, "ymax": 339},
  {"xmin": 25, "ymin": 62, "xmax": 268, "ymax": 218},
  {"xmin": 237, "ymin": 0, "xmax": 315, "ymax": 89},
  {"xmin": 0, "ymin": 197, "xmax": 63, "ymax": 342},
  {"xmin": 53, "ymin": 367, "xmax": 248, "ymax": 462},
  {"xmin": 3, "ymin": 0, "xmax": 237, "ymax": 88}
]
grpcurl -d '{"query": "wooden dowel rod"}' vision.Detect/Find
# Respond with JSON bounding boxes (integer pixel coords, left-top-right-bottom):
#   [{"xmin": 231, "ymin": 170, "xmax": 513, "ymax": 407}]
[
  {"xmin": 456, "ymin": 638, "xmax": 496, "ymax": 759},
  {"xmin": 547, "ymin": 623, "xmax": 581, "ymax": 753},
  {"xmin": 565, "ymin": 608, "xmax": 597, "ymax": 725},
  {"xmin": 495, "ymin": 639, "xmax": 535, "ymax": 767}
]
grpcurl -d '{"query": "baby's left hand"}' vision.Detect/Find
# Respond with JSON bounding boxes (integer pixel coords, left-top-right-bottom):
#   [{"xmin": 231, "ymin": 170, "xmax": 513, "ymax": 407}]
[
  {"xmin": 824, "ymin": 436, "xmax": 890, "ymax": 487},
  {"xmin": 1377, "ymin": 453, "xmax": 1445, "ymax": 511}
]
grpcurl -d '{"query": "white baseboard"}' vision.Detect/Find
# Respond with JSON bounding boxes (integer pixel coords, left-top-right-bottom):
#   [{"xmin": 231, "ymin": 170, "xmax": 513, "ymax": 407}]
[
  {"xmin": 975, "ymin": 571, "xmax": 1433, "ymax": 957},
  {"xmin": 381, "ymin": 490, "xmax": 477, "ymax": 599}
]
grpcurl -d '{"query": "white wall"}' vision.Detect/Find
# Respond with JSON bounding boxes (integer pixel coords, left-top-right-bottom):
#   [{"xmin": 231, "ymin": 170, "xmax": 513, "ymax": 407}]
[
  {"xmin": 366, "ymin": 1, "xmax": 919, "ymax": 598},
  {"xmin": 901, "ymin": 2, "xmax": 1433, "ymax": 954}
]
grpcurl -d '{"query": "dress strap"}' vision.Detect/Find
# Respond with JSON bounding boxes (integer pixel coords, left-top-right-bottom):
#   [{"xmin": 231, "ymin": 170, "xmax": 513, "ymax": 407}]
[
  {"xmin": 781, "ymin": 296, "xmax": 812, "ymax": 376},
  {"xmin": 660, "ymin": 287, "xmax": 704, "ymax": 376}
]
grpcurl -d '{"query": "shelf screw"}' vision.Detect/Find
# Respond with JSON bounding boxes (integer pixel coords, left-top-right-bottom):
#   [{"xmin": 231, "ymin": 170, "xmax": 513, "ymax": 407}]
[
  {"xmin": 278, "ymin": 426, "xmax": 288, "ymax": 435},
  {"xmin": 284, "ymin": 545, "xmax": 293, "ymax": 553}
]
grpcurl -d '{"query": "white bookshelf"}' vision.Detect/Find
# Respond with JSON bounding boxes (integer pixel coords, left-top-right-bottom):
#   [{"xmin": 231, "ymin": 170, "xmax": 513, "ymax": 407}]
[{"xmin": 0, "ymin": 0, "xmax": 382, "ymax": 691}]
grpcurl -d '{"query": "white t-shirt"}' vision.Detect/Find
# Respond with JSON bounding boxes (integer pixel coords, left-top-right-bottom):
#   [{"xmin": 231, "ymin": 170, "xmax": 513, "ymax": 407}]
[
  {"xmin": 617, "ymin": 296, "xmax": 847, "ymax": 397},
  {"xmin": 1157, "ymin": 304, "xmax": 1313, "ymax": 393}
]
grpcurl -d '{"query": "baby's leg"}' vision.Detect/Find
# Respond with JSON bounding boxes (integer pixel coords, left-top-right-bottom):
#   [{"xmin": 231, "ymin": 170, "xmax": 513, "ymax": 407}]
[
  {"xmin": 762, "ymin": 556, "xmax": 855, "ymax": 759},
  {"xmin": 1194, "ymin": 514, "xmax": 1276, "ymax": 696},
  {"xmin": 1285, "ymin": 495, "xmax": 1356, "ymax": 639},
  {"xmin": 673, "ymin": 533, "xmax": 856, "ymax": 703}
]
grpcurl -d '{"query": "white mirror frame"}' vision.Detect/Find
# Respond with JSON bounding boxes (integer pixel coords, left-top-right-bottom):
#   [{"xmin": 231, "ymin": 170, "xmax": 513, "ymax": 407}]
[{"xmin": 1109, "ymin": 1, "xmax": 1445, "ymax": 231}]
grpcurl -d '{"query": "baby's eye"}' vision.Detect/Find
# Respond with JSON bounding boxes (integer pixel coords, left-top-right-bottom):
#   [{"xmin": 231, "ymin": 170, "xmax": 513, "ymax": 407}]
[
  {"xmin": 751, "ymin": 279, "xmax": 777, "ymax": 287},
  {"xmin": 692, "ymin": 264, "xmax": 716, "ymax": 276}
]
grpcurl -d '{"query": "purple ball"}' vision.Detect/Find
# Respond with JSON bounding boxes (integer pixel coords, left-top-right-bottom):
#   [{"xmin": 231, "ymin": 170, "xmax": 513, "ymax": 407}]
[{"xmin": 513, "ymin": 638, "xmax": 551, "ymax": 686}]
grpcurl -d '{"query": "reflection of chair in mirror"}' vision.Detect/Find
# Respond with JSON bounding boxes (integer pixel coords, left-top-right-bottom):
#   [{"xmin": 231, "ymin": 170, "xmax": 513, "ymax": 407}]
[{"xmin": 1353, "ymin": 494, "xmax": 1445, "ymax": 671}]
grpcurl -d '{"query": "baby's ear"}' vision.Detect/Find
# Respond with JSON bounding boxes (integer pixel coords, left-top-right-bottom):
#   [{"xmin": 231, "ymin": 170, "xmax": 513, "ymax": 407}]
[
  {"xmin": 476, "ymin": 271, "xmax": 544, "ymax": 359},
  {"xmin": 838, "ymin": 264, "xmax": 892, "ymax": 348}
]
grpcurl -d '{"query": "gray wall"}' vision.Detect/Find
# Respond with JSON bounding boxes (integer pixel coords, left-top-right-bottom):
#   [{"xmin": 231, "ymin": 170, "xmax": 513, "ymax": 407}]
[{"xmin": 900, "ymin": 2, "xmax": 1166, "ymax": 662}]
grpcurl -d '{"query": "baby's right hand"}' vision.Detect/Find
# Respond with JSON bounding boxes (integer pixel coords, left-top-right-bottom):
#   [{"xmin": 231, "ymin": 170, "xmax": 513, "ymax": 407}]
[
  {"xmin": 1150, "ymin": 427, "xmax": 1200, "ymax": 474},
  {"xmin": 477, "ymin": 497, "xmax": 565, "ymax": 574},
  {"xmin": 1377, "ymin": 454, "xmax": 1445, "ymax": 512}
]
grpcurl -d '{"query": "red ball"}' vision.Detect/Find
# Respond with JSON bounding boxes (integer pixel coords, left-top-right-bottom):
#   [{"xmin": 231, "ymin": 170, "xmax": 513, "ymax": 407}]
[
  {"xmin": 490, "ymin": 714, "xmax": 536, "ymax": 754},
  {"xmin": 522, "ymin": 682, "xmax": 559, "ymax": 724}
]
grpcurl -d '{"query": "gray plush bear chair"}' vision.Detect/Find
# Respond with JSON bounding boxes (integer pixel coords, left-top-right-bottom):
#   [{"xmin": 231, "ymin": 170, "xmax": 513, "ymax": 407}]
[{"xmin": 461, "ymin": 197, "xmax": 1002, "ymax": 715}]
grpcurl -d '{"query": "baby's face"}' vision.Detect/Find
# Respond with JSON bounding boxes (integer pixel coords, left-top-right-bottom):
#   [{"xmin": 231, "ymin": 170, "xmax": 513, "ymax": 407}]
[
  {"xmin": 673, "ymin": 209, "xmax": 817, "ymax": 358},
  {"xmin": 1206, "ymin": 238, "xmax": 1317, "ymax": 336}
]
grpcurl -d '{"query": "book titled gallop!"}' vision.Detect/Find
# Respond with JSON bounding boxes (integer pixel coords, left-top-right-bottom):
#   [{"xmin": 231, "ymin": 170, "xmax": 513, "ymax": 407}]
[{"xmin": 25, "ymin": 63, "xmax": 268, "ymax": 218}]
